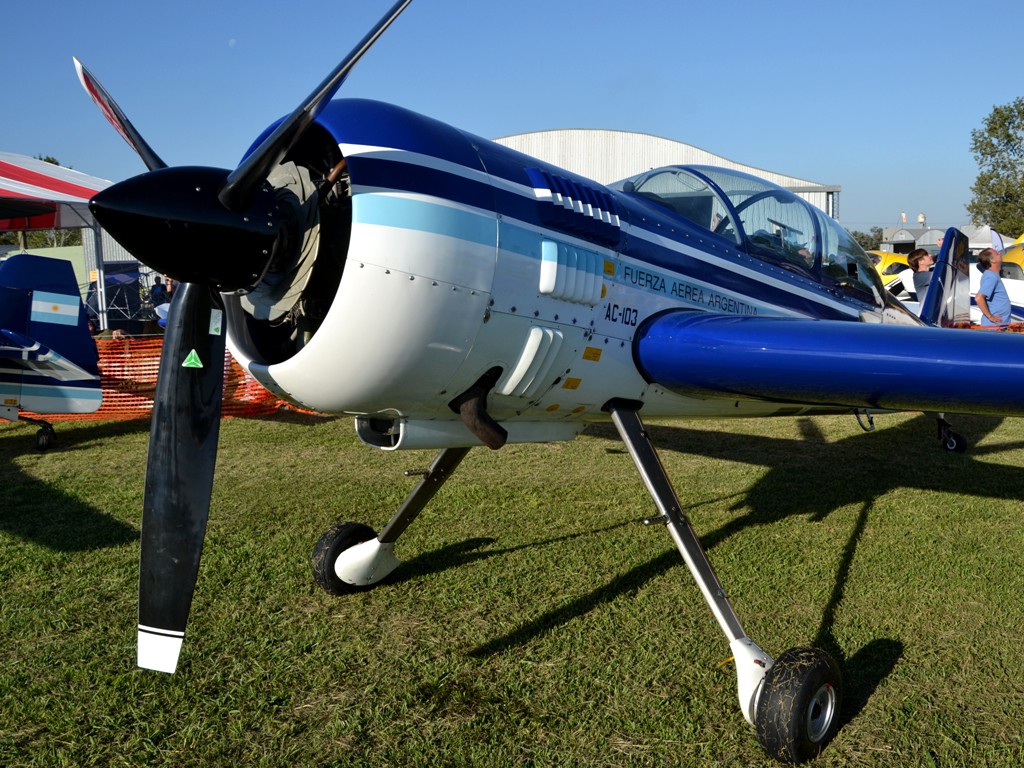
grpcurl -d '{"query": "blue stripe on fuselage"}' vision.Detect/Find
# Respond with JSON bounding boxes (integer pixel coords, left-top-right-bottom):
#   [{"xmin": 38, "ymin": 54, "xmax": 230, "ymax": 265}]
[
  {"xmin": 349, "ymin": 175, "xmax": 858, "ymax": 321},
  {"xmin": 324, "ymin": 101, "xmax": 869, "ymax": 322},
  {"xmin": 0, "ymin": 366, "xmax": 101, "ymax": 390},
  {"xmin": 352, "ymin": 188, "xmax": 843, "ymax": 320}
]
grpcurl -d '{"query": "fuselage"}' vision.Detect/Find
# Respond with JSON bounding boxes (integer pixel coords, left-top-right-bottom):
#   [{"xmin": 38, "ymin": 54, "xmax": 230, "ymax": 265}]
[{"xmin": 226, "ymin": 99, "xmax": 919, "ymax": 449}]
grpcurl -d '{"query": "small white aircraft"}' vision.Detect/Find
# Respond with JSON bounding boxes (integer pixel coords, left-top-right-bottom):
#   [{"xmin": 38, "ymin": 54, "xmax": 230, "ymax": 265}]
[
  {"xmin": 74, "ymin": 1, "xmax": 1024, "ymax": 762},
  {"xmin": 0, "ymin": 253, "xmax": 102, "ymax": 449}
]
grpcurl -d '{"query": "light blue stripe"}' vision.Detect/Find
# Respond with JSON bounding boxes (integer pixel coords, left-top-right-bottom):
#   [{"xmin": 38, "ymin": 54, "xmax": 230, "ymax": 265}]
[
  {"xmin": 30, "ymin": 310, "xmax": 78, "ymax": 327},
  {"xmin": 354, "ymin": 195, "xmax": 495, "ymax": 247},
  {"xmin": 18, "ymin": 382, "xmax": 102, "ymax": 400},
  {"xmin": 500, "ymin": 221, "xmax": 545, "ymax": 261},
  {"xmin": 541, "ymin": 240, "xmax": 558, "ymax": 264},
  {"xmin": 34, "ymin": 290, "xmax": 78, "ymax": 306}
]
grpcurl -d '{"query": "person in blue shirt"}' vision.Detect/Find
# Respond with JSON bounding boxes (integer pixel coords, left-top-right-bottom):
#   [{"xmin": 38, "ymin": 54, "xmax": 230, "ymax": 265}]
[
  {"xmin": 149, "ymin": 275, "xmax": 169, "ymax": 306},
  {"xmin": 975, "ymin": 248, "xmax": 1011, "ymax": 328}
]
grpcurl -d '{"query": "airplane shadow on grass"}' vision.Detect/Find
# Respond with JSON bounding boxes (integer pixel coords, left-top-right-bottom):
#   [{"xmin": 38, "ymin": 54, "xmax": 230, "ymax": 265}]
[
  {"xmin": 389, "ymin": 520, "xmax": 634, "ymax": 587},
  {"xmin": 0, "ymin": 411, "xmax": 334, "ymax": 553},
  {"xmin": 0, "ymin": 419, "xmax": 147, "ymax": 551},
  {"xmin": 469, "ymin": 413, "xmax": 1019, "ymax": 726}
]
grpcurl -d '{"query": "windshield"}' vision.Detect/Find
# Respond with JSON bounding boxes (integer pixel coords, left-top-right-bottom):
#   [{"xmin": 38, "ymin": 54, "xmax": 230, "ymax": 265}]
[
  {"xmin": 608, "ymin": 167, "xmax": 739, "ymax": 245},
  {"xmin": 612, "ymin": 165, "xmax": 884, "ymax": 305}
]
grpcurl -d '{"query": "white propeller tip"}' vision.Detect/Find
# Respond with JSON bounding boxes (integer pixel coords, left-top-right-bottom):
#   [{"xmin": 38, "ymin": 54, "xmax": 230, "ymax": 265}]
[{"xmin": 138, "ymin": 626, "xmax": 183, "ymax": 673}]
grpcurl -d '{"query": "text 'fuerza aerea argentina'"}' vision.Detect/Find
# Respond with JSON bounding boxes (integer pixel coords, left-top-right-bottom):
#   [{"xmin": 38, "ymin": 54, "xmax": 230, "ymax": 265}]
[{"xmin": 621, "ymin": 265, "xmax": 758, "ymax": 315}]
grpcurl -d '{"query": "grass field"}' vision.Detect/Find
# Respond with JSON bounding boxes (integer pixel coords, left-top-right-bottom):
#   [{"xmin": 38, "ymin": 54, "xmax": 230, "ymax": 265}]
[{"xmin": 2, "ymin": 409, "xmax": 1024, "ymax": 767}]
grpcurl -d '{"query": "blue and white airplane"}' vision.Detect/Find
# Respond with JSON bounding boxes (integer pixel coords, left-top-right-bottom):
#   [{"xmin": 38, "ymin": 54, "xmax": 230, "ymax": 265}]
[
  {"xmin": 75, "ymin": 1, "xmax": 1024, "ymax": 762},
  {"xmin": 0, "ymin": 252, "xmax": 101, "ymax": 449}
]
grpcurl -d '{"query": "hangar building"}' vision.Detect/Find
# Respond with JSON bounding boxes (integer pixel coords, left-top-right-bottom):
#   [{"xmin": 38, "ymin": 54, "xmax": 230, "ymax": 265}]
[{"xmin": 494, "ymin": 129, "xmax": 841, "ymax": 219}]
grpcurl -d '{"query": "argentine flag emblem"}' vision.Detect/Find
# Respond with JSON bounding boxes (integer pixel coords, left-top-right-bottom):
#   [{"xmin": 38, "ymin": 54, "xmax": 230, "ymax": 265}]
[{"xmin": 30, "ymin": 291, "xmax": 80, "ymax": 326}]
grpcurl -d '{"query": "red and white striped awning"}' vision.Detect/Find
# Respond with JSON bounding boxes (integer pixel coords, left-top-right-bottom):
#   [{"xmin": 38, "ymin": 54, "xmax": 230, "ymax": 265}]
[{"xmin": 0, "ymin": 151, "xmax": 111, "ymax": 231}]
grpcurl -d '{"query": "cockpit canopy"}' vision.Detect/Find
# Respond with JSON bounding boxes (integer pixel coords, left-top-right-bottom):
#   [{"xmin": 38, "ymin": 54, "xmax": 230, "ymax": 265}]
[{"xmin": 609, "ymin": 165, "xmax": 883, "ymax": 305}]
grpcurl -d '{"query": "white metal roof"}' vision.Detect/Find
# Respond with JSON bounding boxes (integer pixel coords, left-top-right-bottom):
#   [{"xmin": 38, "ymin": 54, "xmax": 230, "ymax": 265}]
[{"xmin": 494, "ymin": 128, "xmax": 840, "ymax": 218}]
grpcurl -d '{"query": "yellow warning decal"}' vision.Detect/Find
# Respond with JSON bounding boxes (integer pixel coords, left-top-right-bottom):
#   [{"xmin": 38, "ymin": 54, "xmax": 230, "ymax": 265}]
[
  {"xmin": 582, "ymin": 346, "xmax": 602, "ymax": 362},
  {"xmin": 562, "ymin": 377, "xmax": 582, "ymax": 390},
  {"xmin": 603, "ymin": 259, "xmax": 615, "ymax": 276}
]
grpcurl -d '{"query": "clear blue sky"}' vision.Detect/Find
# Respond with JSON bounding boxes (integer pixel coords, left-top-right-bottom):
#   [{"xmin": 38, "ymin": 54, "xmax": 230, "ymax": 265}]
[{"xmin": 3, "ymin": 0, "xmax": 1021, "ymax": 233}]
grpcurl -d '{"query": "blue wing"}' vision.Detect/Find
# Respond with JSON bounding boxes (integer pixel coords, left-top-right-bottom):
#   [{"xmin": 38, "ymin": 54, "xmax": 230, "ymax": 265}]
[{"xmin": 635, "ymin": 311, "xmax": 1024, "ymax": 416}]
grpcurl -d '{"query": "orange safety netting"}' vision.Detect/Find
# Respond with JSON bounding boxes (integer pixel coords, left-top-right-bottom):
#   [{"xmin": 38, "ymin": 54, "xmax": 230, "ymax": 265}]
[
  {"xmin": 24, "ymin": 337, "xmax": 310, "ymax": 422},
  {"xmin": 23, "ymin": 322, "xmax": 1024, "ymax": 424},
  {"xmin": 952, "ymin": 322, "xmax": 1024, "ymax": 332}
]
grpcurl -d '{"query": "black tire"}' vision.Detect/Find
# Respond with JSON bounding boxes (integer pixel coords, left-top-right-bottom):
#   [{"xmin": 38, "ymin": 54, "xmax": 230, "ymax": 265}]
[
  {"xmin": 943, "ymin": 431, "xmax": 967, "ymax": 453},
  {"xmin": 311, "ymin": 522, "xmax": 378, "ymax": 596},
  {"xmin": 35, "ymin": 427, "xmax": 55, "ymax": 451},
  {"xmin": 754, "ymin": 646, "xmax": 842, "ymax": 764}
]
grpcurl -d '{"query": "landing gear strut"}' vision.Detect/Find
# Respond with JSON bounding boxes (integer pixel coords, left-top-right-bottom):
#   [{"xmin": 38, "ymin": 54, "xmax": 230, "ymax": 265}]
[
  {"xmin": 311, "ymin": 446, "xmax": 470, "ymax": 591},
  {"xmin": 312, "ymin": 405, "xmax": 843, "ymax": 761},
  {"xmin": 605, "ymin": 399, "xmax": 842, "ymax": 762}
]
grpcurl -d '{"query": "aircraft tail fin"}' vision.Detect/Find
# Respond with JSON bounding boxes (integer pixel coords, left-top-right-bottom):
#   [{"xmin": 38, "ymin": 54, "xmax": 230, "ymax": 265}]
[
  {"xmin": 918, "ymin": 227, "xmax": 971, "ymax": 327},
  {"xmin": 0, "ymin": 253, "xmax": 99, "ymax": 374},
  {"xmin": 0, "ymin": 253, "xmax": 101, "ymax": 417}
]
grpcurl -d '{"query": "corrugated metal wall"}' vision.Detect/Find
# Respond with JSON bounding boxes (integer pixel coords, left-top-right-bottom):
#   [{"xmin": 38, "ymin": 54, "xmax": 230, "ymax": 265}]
[
  {"xmin": 82, "ymin": 227, "xmax": 138, "ymax": 273},
  {"xmin": 494, "ymin": 129, "xmax": 839, "ymax": 219}
]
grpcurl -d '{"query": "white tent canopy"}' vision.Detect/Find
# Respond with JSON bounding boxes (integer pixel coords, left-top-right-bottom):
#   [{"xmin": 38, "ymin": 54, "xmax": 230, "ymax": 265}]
[
  {"xmin": 0, "ymin": 151, "xmax": 118, "ymax": 328},
  {"xmin": 959, "ymin": 224, "xmax": 1016, "ymax": 253},
  {"xmin": 0, "ymin": 151, "xmax": 111, "ymax": 231}
]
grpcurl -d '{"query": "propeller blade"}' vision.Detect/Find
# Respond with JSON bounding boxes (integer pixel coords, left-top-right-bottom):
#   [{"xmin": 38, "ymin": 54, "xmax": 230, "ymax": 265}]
[
  {"xmin": 73, "ymin": 57, "xmax": 167, "ymax": 172},
  {"xmin": 217, "ymin": 0, "xmax": 413, "ymax": 211},
  {"xmin": 137, "ymin": 283, "xmax": 226, "ymax": 673}
]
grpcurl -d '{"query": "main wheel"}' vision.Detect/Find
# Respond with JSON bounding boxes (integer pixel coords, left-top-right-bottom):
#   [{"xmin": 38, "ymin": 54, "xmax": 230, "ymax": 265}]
[
  {"xmin": 754, "ymin": 646, "xmax": 842, "ymax": 763},
  {"xmin": 312, "ymin": 522, "xmax": 378, "ymax": 596}
]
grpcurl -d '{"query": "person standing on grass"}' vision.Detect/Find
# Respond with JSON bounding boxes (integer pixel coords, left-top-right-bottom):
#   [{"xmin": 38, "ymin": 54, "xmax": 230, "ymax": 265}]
[{"xmin": 975, "ymin": 247, "xmax": 1011, "ymax": 328}]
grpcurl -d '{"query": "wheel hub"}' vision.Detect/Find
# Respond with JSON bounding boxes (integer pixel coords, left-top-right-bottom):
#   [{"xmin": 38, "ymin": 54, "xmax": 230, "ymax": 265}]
[{"xmin": 806, "ymin": 682, "xmax": 838, "ymax": 743}]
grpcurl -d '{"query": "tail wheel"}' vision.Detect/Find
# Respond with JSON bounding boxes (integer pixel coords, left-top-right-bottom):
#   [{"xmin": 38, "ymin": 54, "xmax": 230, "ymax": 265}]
[
  {"xmin": 754, "ymin": 646, "xmax": 842, "ymax": 763},
  {"xmin": 35, "ymin": 426, "xmax": 56, "ymax": 451},
  {"xmin": 311, "ymin": 522, "xmax": 377, "ymax": 595},
  {"xmin": 943, "ymin": 430, "xmax": 967, "ymax": 453}
]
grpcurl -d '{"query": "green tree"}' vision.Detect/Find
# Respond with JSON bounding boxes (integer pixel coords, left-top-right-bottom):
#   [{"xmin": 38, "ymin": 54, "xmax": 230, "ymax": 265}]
[
  {"xmin": 0, "ymin": 155, "xmax": 84, "ymax": 248},
  {"xmin": 850, "ymin": 226, "xmax": 883, "ymax": 251},
  {"xmin": 967, "ymin": 97, "xmax": 1024, "ymax": 237}
]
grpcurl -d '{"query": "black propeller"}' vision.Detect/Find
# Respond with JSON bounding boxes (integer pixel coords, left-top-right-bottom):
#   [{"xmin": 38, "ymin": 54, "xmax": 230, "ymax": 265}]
[
  {"xmin": 137, "ymin": 283, "xmax": 226, "ymax": 672},
  {"xmin": 77, "ymin": 0, "xmax": 414, "ymax": 672}
]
